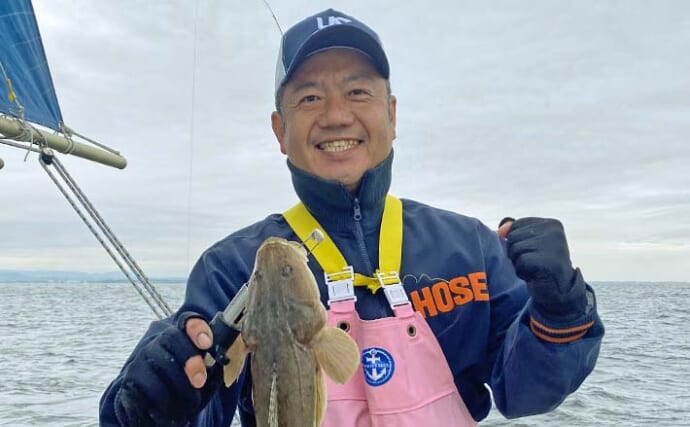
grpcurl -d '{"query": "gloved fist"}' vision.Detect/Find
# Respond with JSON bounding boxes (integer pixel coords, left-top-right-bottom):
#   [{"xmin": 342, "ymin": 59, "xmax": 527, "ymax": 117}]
[
  {"xmin": 115, "ymin": 312, "xmax": 223, "ymax": 426},
  {"xmin": 504, "ymin": 217, "xmax": 588, "ymax": 323}
]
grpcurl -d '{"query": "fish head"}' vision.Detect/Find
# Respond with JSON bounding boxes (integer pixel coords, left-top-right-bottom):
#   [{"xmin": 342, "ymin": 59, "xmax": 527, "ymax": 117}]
[
  {"xmin": 245, "ymin": 236, "xmax": 327, "ymax": 345},
  {"xmin": 252, "ymin": 236, "xmax": 321, "ymax": 303}
]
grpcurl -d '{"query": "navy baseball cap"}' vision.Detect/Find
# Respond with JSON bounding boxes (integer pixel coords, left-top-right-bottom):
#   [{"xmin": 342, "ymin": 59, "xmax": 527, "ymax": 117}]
[{"xmin": 275, "ymin": 9, "xmax": 390, "ymax": 93}]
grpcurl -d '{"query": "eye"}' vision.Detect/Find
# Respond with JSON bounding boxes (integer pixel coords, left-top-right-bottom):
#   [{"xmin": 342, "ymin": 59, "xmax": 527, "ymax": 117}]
[
  {"xmin": 349, "ymin": 88, "xmax": 372, "ymax": 100},
  {"xmin": 299, "ymin": 94, "xmax": 320, "ymax": 104}
]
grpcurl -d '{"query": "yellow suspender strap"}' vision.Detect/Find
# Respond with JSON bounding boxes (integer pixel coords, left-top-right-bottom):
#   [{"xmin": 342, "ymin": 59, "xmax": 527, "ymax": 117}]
[
  {"xmin": 283, "ymin": 195, "xmax": 403, "ymax": 293},
  {"xmin": 379, "ymin": 195, "xmax": 403, "ymax": 274}
]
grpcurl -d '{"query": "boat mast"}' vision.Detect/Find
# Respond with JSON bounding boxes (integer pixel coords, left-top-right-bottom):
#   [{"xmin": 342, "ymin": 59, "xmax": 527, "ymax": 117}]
[{"xmin": 0, "ymin": 115, "xmax": 127, "ymax": 169}]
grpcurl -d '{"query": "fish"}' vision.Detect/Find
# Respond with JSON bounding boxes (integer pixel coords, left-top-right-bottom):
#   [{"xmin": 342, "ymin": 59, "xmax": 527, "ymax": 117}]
[{"xmin": 223, "ymin": 236, "xmax": 361, "ymax": 427}]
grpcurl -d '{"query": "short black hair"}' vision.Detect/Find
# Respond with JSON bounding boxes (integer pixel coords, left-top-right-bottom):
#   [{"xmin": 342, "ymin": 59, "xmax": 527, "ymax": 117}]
[{"xmin": 498, "ymin": 217, "xmax": 516, "ymax": 227}]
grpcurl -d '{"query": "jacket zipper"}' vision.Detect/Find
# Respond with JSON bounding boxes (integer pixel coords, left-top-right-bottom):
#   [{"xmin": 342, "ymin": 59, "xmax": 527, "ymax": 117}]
[{"xmin": 353, "ymin": 198, "xmax": 374, "ymax": 275}]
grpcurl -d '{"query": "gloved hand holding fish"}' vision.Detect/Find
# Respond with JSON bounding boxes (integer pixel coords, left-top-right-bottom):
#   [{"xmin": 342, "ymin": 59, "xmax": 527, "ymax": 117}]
[
  {"xmin": 113, "ymin": 234, "xmax": 359, "ymax": 427},
  {"xmin": 222, "ymin": 236, "xmax": 361, "ymax": 427},
  {"xmin": 113, "ymin": 312, "xmax": 225, "ymax": 426}
]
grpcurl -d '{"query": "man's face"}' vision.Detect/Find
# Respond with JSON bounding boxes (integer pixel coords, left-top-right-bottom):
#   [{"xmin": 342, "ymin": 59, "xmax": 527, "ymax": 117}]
[{"xmin": 271, "ymin": 48, "xmax": 397, "ymax": 193}]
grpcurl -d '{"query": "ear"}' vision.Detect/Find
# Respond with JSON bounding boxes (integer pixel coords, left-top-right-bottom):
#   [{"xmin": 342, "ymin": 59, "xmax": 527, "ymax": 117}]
[
  {"xmin": 271, "ymin": 111, "xmax": 287, "ymax": 154},
  {"xmin": 389, "ymin": 95, "xmax": 397, "ymax": 141},
  {"xmin": 497, "ymin": 221, "xmax": 513, "ymax": 239}
]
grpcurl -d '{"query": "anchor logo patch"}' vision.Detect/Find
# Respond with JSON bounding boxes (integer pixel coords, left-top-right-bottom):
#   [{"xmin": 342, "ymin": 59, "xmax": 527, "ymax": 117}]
[{"xmin": 361, "ymin": 347, "xmax": 395, "ymax": 386}]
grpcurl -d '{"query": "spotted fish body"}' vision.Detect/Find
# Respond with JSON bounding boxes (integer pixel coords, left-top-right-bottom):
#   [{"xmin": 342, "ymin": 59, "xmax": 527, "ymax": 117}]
[{"xmin": 224, "ymin": 237, "xmax": 360, "ymax": 427}]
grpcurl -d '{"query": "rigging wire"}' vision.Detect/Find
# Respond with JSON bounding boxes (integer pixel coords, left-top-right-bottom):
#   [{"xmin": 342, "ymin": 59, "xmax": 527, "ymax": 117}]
[
  {"xmin": 38, "ymin": 147, "xmax": 172, "ymax": 319},
  {"xmin": 2, "ymin": 6, "xmax": 171, "ymax": 319},
  {"xmin": 3, "ymin": 0, "xmax": 288, "ymax": 320},
  {"xmin": 2, "ymin": 116, "xmax": 172, "ymax": 319},
  {"xmin": 185, "ymin": 0, "xmax": 201, "ymax": 275},
  {"xmin": 261, "ymin": 0, "xmax": 283, "ymax": 35},
  {"xmin": 0, "ymin": 135, "xmax": 40, "ymax": 153}
]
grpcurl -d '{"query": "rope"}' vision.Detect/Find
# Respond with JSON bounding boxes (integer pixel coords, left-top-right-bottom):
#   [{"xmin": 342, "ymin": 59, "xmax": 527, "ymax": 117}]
[
  {"xmin": 51, "ymin": 154, "xmax": 172, "ymax": 316},
  {"xmin": 1, "ymin": 62, "xmax": 26, "ymax": 123},
  {"xmin": 1, "ymin": 63, "xmax": 105, "ymax": 157},
  {"xmin": 1, "ymin": 66, "xmax": 166, "ymax": 318},
  {"xmin": 0, "ymin": 115, "xmax": 51, "ymax": 161},
  {"xmin": 21, "ymin": 120, "xmax": 36, "ymax": 161},
  {"xmin": 60, "ymin": 122, "xmax": 121, "ymax": 155},
  {"xmin": 55, "ymin": 127, "xmax": 76, "ymax": 155},
  {"xmin": 0, "ymin": 138, "xmax": 40, "ymax": 153},
  {"xmin": 39, "ymin": 149, "xmax": 172, "ymax": 319}
]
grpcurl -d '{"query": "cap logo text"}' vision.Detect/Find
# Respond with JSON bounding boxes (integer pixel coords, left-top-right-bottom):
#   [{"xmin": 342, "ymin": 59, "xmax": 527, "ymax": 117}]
[{"xmin": 316, "ymin": 16, "xmax": 352, "ymax": 29}]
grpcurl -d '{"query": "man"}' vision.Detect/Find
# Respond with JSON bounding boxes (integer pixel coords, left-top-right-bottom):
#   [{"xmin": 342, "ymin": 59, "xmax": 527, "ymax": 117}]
[{"xmin": 100, "ymin": 8, "xmax": 603, "ymax": 426}]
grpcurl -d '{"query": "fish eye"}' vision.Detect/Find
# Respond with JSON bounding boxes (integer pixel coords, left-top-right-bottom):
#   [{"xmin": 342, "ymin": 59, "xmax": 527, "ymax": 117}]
[{"xmin": 281, "ymin": 264, "xmax": 293, "ymax": 278}]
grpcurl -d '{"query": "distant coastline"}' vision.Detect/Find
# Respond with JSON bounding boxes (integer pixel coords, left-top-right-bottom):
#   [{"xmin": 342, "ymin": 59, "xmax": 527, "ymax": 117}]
[
  {"xmin": 0, "ymin": 269, "xmax": 185, "ymax": 283},
  {"xmin": 0, "ymin": 270, "xmax": 686, "ymax": 285}
]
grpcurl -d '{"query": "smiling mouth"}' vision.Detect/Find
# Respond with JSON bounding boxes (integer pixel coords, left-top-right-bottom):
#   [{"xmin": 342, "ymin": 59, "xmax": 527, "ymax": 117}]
[{"xmin": 317, "ymin": 139, "xmax": 361, "ymax": 152}]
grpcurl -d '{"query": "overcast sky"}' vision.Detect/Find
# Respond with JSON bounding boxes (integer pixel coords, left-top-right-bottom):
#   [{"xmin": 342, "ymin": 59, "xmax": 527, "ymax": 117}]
[{"xmin": 1, "ymin": 0, "xmax": 688, "ymax": 282}]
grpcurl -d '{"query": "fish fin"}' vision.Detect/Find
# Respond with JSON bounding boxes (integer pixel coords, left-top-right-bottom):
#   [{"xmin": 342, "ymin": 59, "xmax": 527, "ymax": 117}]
[
  {"xmin": 312, "ymin": 326, "xmax": 360, "ymax": 384},
  {"xmin": 314, "ymin": 367, "xmax": 327, "ymax": 426},
  {"xmin": 223, "ymin": 335, "xmax": 248, "ymax": 387},
  {"xmin": 268, "ymin": 368, "xmax": 278, "ymax": 427}
]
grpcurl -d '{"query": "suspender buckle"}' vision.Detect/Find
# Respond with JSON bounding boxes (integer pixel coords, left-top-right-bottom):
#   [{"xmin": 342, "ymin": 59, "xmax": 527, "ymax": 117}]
[
  {"xmin": 377, "ymin": 271, "xmax": 410, "ymax": 307},
  {"xmin": 325, "ymin": 266, "xmax": 357, "ymax": 303}
]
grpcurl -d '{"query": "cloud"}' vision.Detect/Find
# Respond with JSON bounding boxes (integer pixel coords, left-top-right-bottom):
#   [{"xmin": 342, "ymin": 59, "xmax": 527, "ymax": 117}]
[{"xmin": 2, "ymin": 0, "xmax": 688, "ymax": 281}]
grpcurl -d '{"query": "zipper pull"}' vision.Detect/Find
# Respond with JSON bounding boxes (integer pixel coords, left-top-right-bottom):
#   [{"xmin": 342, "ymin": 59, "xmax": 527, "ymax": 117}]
[{"xmin": 353, "ymin": 198, "xmax": 362, "ymax": 221}]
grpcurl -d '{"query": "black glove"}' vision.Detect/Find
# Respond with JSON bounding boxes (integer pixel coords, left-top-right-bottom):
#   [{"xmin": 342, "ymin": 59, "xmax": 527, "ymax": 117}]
[
  {"xmin": 506, "ymin": 217, "xmax": 588, "ymax": 323},
  {"xmin": 114, "ymin": 312, "xmax": 223, "ymax": 426}
]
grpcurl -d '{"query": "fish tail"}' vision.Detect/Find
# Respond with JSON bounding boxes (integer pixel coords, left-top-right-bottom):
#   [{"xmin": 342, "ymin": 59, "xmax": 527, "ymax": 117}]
[
  {"xmin": 268, "ymin": 364, "xmax": 278, "ymax": 427},
  {"xmin": 315, "ymin": 367, "xmax": 327, "ymax": 426}
]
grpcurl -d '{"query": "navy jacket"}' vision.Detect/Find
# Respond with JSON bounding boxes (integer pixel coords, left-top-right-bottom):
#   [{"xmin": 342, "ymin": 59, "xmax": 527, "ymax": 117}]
[{"xmin": 100, "ymin": 151, "xmax": 603, "ymax": 425}]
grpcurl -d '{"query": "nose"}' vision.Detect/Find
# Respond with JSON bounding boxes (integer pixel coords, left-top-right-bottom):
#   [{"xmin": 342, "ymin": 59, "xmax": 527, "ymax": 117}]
[{"xmin": 318, "ymin": 94, "xmax": 355, "ymax": 128}]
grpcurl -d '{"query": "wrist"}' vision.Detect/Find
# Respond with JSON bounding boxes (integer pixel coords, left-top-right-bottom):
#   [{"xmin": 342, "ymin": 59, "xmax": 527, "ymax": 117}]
[
  {"xmin": 532, "ymin": 268, "xmax": 588, "ymax": 322},
  {"xmin": 528, "ymin": 283, "xmax": 597, "ymax": 344}
]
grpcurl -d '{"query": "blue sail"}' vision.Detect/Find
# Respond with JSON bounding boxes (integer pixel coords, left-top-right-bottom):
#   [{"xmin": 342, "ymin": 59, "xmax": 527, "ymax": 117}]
[{"xmin": 0, "ymin": 0, "xmax": 63, "ymax": 131}]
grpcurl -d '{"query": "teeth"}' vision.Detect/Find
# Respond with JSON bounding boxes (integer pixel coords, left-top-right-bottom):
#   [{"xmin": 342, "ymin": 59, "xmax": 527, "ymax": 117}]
[{"xmin": 318, "ymin": 140, "xmax": 359, "ymax": 152}]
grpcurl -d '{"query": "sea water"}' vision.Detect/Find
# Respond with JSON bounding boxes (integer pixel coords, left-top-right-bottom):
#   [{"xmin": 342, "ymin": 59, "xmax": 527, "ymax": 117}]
[{"xmin": 1, "ymin": 281, "xmax": 688, "ymax": 426}]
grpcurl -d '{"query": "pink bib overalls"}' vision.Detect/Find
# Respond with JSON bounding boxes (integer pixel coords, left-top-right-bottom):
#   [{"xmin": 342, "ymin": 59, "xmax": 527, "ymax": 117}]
[
  {"xmin": 283, "ymin": 198, "xmax": 476, "ymax": 426},
  {"xmin": 322, "ymin": 278, "xmax": 477, "ymax": 427}
]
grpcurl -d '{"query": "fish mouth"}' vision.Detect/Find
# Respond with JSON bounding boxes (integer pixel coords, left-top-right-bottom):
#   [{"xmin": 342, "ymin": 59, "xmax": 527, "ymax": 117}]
[
  {"xmin": 258, "ymin": 237, "xmax": 308, "ymax": 260},
  {"xmin": 261, "ymin": 237, "xmax": 289, "ymax": 247},
  {"xmin": 316, "ymin": 139, "xmax": 362, "ymax": 152}
]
